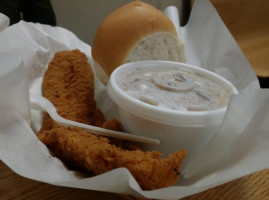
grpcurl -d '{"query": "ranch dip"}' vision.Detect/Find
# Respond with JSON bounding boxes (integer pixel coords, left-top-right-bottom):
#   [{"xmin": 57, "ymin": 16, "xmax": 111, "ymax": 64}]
[{"xmin": 116, "ymin": 66, "xmax": 233, "ymax": 111}]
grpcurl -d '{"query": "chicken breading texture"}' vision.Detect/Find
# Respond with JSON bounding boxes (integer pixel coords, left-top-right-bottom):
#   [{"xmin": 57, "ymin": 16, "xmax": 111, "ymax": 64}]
[{"xmin": 37, "ymin": 49, "xmax": 186, "ymax": 190}]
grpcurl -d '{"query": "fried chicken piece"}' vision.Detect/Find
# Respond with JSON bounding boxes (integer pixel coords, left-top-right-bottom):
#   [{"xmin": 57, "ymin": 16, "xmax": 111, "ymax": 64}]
[
  {"xmin": 40, "ymin": 49, "xmax": 106, "ymax": 127},
  {"xmin": 41, "ymin": 126, "xmax": 186, "ymax": 190},
  {"xmin": 37, "ymin": 49, "xmax": 186, "ymax": 190}
]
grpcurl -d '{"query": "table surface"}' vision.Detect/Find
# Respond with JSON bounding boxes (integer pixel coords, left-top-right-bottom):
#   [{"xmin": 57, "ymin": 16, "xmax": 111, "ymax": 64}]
[{"xmin": 1, "ymin": 0, "xmax": 269, "ymax": 199}]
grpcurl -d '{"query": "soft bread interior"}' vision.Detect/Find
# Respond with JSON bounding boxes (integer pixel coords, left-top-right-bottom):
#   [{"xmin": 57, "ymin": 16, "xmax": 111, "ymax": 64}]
[
  {"xmin": 95, "ymin": 32, "xmax": 185, "ymax": 85},
  {"xmin": 126, "ymin": 32, "xmax": 185, "ymax": 63}
]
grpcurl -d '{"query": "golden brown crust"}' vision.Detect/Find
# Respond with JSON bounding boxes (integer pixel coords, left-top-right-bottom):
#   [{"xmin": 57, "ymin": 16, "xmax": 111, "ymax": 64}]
[
  {"xmin": 37, "ymin": 49, "xmax": 186, "ymax": 190},
  {"xmin": 41, "ymin": 127, "xmax": 186, "ymax": 190},
  {"xmin": 91, "ymin": 1, "xmax": 178, "ymax": 77},
  {"xmin": 41, "ymin": 49, "xmax": 105, "ymax": 126}
]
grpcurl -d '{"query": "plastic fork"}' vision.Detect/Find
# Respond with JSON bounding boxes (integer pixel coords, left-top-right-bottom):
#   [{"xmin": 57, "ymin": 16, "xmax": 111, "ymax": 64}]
[{"xmin": 29, "ymin": 94, "xmax": 160, "ymax": 144}]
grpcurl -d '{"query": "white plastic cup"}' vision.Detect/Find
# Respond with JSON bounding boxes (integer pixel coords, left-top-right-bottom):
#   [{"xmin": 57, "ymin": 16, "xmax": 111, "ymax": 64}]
[{"xmin": 107, "ymin": 60, "xmax": 238, "ymax": 159}]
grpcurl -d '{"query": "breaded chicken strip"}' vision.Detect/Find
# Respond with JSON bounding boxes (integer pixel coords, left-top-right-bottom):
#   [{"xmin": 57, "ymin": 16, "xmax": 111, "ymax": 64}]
[
  {"xmin": 40, "ymin": 49, "xmax": 106, "ymax": 127},
  {"xmin": 37, "ymin": 49, "xmax": 186, "ymax": 190}
]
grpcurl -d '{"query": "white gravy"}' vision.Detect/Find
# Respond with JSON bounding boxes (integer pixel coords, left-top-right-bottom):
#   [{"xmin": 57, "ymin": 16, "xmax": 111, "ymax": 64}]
[{"xmin": 116, "ymin": 66, "xmax": 233, "ymax": 111}]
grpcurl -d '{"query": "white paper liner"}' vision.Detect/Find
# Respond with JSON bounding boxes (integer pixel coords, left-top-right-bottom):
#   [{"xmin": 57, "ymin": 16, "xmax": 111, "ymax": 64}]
[{"xmin": 0, "ymin": 1, "xmax": 268, "ymax": 199}]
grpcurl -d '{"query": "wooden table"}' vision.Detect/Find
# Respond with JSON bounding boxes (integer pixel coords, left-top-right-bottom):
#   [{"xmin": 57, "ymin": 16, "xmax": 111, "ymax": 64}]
[
  {"xmin": 210, "ymin": 0, "xmax": 269, "ymax": 88},
  {"xmin": 1, "ymin": 0, "xmax": 269, "ymax": 199}
]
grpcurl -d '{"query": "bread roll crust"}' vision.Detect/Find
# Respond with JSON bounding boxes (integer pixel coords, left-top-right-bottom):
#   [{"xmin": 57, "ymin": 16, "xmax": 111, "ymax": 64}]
[{"xmin": 92, "ymin": 1, "xmax": 179, "ymax": 77}]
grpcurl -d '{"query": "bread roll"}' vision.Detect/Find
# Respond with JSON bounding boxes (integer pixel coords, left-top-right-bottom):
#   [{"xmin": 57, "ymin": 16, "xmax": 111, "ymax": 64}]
[{"xmin": 92, "ymin": 1, "xmax": 185, "ymax": 84}]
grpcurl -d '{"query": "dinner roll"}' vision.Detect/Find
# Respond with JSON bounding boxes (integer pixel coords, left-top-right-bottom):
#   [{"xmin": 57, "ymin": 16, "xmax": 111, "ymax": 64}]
[{"xmin": 92, "ymin": 1, "xmax": 185, "ymax": 84}]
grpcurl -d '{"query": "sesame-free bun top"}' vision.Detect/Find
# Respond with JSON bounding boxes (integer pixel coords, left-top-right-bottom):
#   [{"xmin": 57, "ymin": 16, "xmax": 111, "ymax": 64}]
[{"xmin": 92, "ymin": 1, "xmax": 185, "ymax": 84}]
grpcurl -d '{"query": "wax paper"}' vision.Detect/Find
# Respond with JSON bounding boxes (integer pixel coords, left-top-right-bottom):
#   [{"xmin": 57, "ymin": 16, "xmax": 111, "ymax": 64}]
[{"xmin": 0, "ymin": 0, "xmax": 268, "ymax": 199}]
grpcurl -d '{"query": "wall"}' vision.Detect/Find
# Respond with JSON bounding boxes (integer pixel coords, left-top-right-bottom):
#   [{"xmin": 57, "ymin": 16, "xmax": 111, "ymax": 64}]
[{"xmin": 50, "ymin": 0, "xmax": 186, "ymax": 45}]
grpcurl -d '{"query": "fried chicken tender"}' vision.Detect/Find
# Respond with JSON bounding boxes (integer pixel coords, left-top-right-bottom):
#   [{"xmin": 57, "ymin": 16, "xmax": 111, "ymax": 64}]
[{"xmin": 37, "ymin": 49, "xmax": 186, "ymax": 190}]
